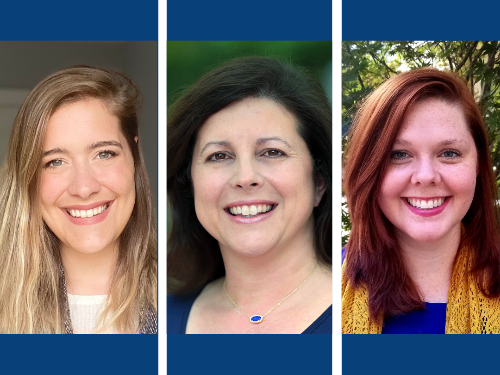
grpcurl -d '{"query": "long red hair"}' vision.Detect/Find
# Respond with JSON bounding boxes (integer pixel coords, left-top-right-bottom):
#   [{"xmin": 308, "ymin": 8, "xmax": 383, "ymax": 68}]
[{"xmin": 343, "ymin": 68, "xmax": 500, "ymax": 322}]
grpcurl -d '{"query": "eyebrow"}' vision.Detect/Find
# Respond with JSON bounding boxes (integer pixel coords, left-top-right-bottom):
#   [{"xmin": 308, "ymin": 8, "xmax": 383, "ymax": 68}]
[
  {"xmin": 43, "ymin": 147, "xmax": 69, "ymax": 157},
  {"xmin": 393, "ymin": 138, "xmax": 464, "ymax": 147},
  {"xmin": 199, "ymin": 141, "xmax": 231, "ymax": 155},
  {"xmin": 86, "ymin": 140, "xmax": 123, "ymax": 151},
  {"xmin": 42, "ymin": 140, "xmax": 123, "ymax": 157},
  {"xmin": 199, "ymin": 137, "xmax": 292, "ymax": 156},
  {"xmin": 256, "ymin": 137, "xmax": 292, "ymax": 148}
]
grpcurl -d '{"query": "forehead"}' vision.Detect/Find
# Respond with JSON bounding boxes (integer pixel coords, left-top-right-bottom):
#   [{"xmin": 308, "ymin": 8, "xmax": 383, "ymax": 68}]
[
  {"xmin": 44, "ymin": 99, "xmax": 123, "ymax": 147},
  {"xmin": 398, "ymin": 98, "xmax": 470, "ymax": 139},
  {"xmin": 195, "ymin": 97, "xmax": 300, "ymax": 145}
]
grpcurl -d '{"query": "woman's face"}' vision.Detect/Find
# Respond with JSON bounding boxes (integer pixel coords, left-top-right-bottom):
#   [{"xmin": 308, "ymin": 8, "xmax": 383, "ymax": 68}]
[
  {"xmin": 191, "ymin": 97, "xmax": 325, "ymax": 257},
  {"xmin": 40, "ymin": 98, "xmax": 136, "ymax": 254},
  {"xmin": 378, "ymin": 98, "xmax": 478, "ymax": 245}
]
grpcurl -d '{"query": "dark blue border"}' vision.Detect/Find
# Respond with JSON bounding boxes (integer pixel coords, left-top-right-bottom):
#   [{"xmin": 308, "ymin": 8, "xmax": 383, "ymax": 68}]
[
  {"xmin": 342, "ymin": 1, "xmax": 500, "ymax": 373},
  {"xmin": 342, "ymin": 1, "xmax": 500, "ymax": 374},
  {"xmin": 167, "ymin": 0, "xmax": 332, "ymax": 41},
  {"xmin": 343, "ymin": 335, "xmax": 499, "ymax": 375},
  {"xmin": 168, "ymin": 335, "xmax": 332, "ymax": 374},
  {"xmin": 0, "ymin": 2, "xmax": 158, "ymax": 375},
  {"xmin": 0, "ymin": 0, "xmax": 157, "ymax": 40},
  {"xmin": 1, "ymin": 335, "xmax": 157, "ymax": 374},
  {"xmin": 166, "ymin": 2, "xmax": 333, "ymax": 374},
  {"xmin": 343, "ymin": 0, "xmax": 500, "ymax": 40}
]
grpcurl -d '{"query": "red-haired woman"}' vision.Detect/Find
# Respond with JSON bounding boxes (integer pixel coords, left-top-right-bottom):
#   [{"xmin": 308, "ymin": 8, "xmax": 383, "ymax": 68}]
[{"xmin": 342, "ymin": 68, "xmax": 500, "ymax": 334}]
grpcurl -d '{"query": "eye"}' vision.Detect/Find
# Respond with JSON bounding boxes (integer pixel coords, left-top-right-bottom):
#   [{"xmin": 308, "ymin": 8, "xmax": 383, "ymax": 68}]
[
  {"xmin": 441, "ymin": 150, "xmax": 460, "ymax": 158},
  {"xmin": 207, "ymin": 152, "xmax": 231, "ymax": 162},
  {"xmin": 390, "ymin": 151, "xmax": 409, "ymax": 159},
  {"xmin": 262, "ymin": 149, "xmax": 285, "ymax": 157},
  {"xmin": 96, "ymin": 150, "xmax": 118, "ymax": 160},
  {"xmin": 44, "ymin": 159, "xmax": 64, "ymax": 168}
]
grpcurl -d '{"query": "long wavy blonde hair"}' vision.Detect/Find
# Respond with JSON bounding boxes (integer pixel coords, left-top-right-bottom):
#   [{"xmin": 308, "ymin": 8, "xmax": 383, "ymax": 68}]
[{"xmin": 0, "ymin": 66, "xmax": 157, "ymax": 333}]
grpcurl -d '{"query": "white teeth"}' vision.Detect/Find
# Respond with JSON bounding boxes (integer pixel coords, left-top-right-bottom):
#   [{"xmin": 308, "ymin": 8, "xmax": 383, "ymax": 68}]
[
  {"xmin": 228, "ymin": 204, "xmax": 274, "ymax": 217},
  {"xmin": 67, "ymin": 203, "xmax": 109, "ymax": 218},
  {"xmin": 407, "ymin": 198, "xmax": 445, "ymax": 209}
]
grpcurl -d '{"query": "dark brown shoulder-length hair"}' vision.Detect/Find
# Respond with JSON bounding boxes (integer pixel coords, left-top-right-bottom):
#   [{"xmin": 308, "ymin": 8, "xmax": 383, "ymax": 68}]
[
  {"xmin": 168, "ymin": 56, "xmax": 332, "ymax": 295},
  {"xmin": 343, "ymin": 67, "xmax": 500, "ymax": 323}
]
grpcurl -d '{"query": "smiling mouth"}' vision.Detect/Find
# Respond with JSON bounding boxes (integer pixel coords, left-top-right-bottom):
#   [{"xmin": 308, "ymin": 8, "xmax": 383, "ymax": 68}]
[
  {"xmin": 227, "ymin": 204, "xmax": 275, "ymax": 218},
  {"xmin": 66, "ymin": 202, "xmax": 111, "ymax": 218},
  {"xmin": 405, "ymin": 197, "xmax": 448, "ymax": 210}
]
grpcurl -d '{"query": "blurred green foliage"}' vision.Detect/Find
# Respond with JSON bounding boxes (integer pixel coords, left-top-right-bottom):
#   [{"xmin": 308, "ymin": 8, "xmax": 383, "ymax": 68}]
[
  {"xmin": 342, "ymin": 41, "xmax": 500, "ymax": 246},
  {"xmin": 167, "ymin": 41, "xmax": 332, "ymax": 107}
]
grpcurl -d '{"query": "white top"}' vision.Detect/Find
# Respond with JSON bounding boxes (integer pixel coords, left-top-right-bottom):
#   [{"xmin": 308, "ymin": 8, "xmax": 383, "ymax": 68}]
[{"xmin": 67, "ymin": 294, "xmax": 116, "ymax": 334}]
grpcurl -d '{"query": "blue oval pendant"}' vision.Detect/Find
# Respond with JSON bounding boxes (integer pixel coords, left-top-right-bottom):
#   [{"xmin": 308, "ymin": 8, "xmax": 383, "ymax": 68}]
[{"xmin": 250, "ymin": 315, "xmax": 263, "ymax": 324}]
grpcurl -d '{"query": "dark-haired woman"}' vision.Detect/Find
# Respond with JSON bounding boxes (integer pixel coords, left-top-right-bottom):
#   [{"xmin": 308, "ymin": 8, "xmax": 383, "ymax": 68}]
[
  {"xmin": 167, "ymin": 56, "xmax": 332, "ymax": 334},
  {"xmin": 342, "ymin": 68, "xmax": 500, "ymax": 334}
]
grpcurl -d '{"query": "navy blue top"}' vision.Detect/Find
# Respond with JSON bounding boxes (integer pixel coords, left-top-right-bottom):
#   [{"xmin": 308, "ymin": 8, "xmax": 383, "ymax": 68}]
[
  {"xmin": 168, "ymin": 290, "xmax": 332, "ymax": 334},
  {"xmin": 382, "ymin": 303, "xmax": 447, "ymax": 334}
]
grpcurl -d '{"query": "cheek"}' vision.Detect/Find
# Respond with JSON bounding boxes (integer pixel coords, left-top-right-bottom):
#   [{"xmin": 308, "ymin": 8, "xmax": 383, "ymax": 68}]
[
  {"xmin": 451, "ymin": 167, "xmax": 477, "ymax": 200},
  {"xmin": 106, "ymin": 171, "xmax": 134, "ymax": 195},
  {"xmin": 269, "ymin": 163, "xmax": 316, "ymax": 207},
  {"xmin": 97, "ymin": 161, "xmax": 136, "ymax": 196},
  {"xmin": 377, "ymin": 170, "xmax": 405, "ymax": 218},
  {"xmin": 191, "ymin": 167, "xmax": 225, "ymax": 220},
  {"xmin": 40, "ymin": 174, "xmax": 66, "ymax": 208}
]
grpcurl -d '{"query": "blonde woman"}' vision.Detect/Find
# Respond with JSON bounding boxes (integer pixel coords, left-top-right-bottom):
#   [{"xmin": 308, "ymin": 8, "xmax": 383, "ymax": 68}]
[{"xmin": 0, "ymin": 66, "xmax": 157, "ymax": 333}]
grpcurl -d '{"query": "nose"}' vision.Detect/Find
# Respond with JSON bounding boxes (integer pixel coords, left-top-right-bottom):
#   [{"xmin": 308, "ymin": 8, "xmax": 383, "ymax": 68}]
[
  {"xmin": 67, "ymin": 162, "xmax": 101, "ymax": 199},
  {"xmin": 410, "ymin": 157, "xmax": 441, "ymax": 185},
  {"xmin": 230, "ymin": 157, "xmax": 264, "ymax": 189}
]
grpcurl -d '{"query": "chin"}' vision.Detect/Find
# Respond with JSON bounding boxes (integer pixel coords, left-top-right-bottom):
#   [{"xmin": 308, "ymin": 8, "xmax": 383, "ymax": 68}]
[
  {"xmin": 399, "ymin": 227, "xmax": 452, "ymax": 244},
  {"xmin": 65, "ymin": 239, "xmax": 114, "ymax": 255},
  {"xmin": 224, "ymin": 239, "xmax": 277, "ymax": 258}
]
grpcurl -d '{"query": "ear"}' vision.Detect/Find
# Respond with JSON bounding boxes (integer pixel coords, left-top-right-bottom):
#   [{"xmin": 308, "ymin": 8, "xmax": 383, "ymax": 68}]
[
  {"xmin": 134, "ymin": 136, "xmax": 139, "ymax": 144},
  {"xmin": 314, "ymin": 173, "xmax": 327, "ymax": 207}
]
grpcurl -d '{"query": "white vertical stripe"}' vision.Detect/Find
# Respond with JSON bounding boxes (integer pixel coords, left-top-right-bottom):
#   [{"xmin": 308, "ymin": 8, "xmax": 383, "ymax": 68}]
[
  {"xmin": 332, "ymin": 0, "xmax": 342, "ymax": 372},
  {"xmin": 158, "ymin": 0, "xmax": 167, "ymax": 373}
]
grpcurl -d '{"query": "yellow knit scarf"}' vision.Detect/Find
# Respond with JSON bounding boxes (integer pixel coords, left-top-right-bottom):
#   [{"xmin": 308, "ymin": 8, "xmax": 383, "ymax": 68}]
[{"xmin": 342, "ymin": 245, "xmax": 500, "ymax": 334}]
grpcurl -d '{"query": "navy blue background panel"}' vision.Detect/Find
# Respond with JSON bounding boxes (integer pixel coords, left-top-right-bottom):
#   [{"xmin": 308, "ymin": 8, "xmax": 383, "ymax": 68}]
[
  {"xmin": 0, "ymin": 0, "xmax": 157, "ymax": 40},
  {"xmin": 1, "ymin": 335, "xmax": 157, "ymax": 374},
  {"xmin": 343, "ymin": 335, "xmax": 499, "ymax": 375},
  {"xmin": 342, "ymin": 2, "xmax": 500, "ymax": 375},
  {"xmin": 0, "ymin": 2, "xmax": 158, "ymax": 375},
  {"xmin": 168, "ymin": 335, "xmax": 332, "ymax": 374},
  {"xmin": 343, "ymin": 0, "xmax": 500, "ymax": 40},
  {"xmin": 167, "ymin": 0, "xmax": 332, "ymax": 41},
  {"xmin": 166, "ymin": 1, "xmax": 333, "ymax": 374}
]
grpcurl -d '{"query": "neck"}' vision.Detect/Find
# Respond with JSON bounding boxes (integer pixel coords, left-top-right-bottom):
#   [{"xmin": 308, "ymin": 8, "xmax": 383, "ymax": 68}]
[
  {"xmin": 397, "ymin": 225, "xmax": 461, "ymax": 303},
  {"xmin": 221, "ymin": 227, "xmax": 321, "ymax": 312},
  {"xmin": 61, "ymin": 243, "xmax": 117, "ymax": 295}
]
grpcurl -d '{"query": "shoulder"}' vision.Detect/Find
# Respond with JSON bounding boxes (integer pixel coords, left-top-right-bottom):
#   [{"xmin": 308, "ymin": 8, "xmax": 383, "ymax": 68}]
[
  {"xmin": 167, "ymin": 289, "xmax": 203, "ymax": 334},
  {"xmin": 303, "ymin": 305, "xmax": 332, "ymax": 334},
  {"xmin": 169, "ymin": 278, "xmax": 224, "ymax": 334}
]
